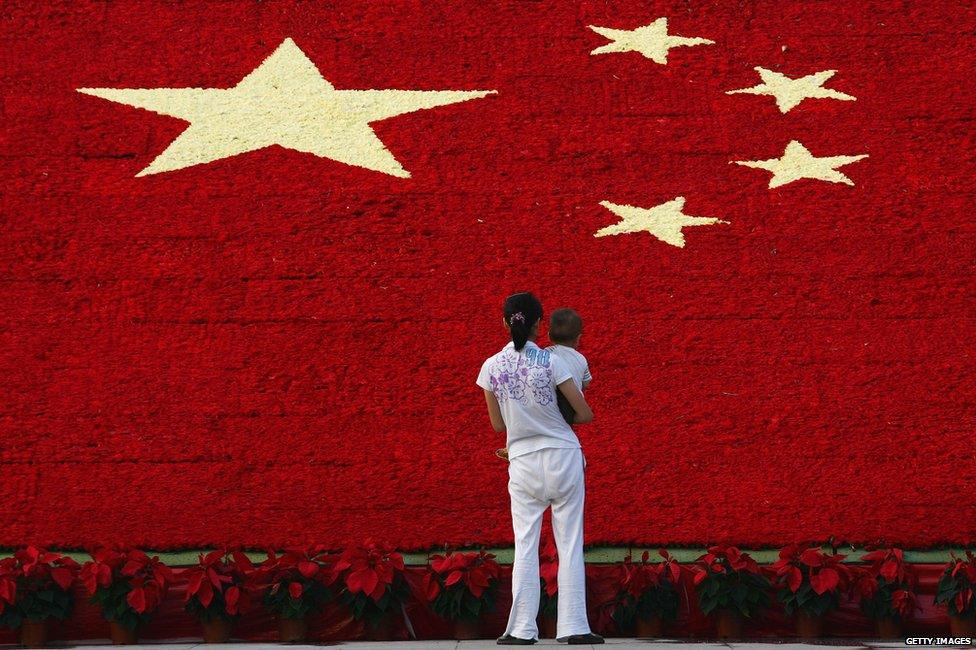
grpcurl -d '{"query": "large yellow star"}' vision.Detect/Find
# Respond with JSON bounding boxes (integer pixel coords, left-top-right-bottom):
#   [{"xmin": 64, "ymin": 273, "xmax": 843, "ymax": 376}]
[
  {"xmin": 589, "ymin": 17, "xmax": 713, "ymax": 65},
  {"xmin": 595, "ymin": 197, "xmax": 728, "ymax": 248},
  {"xmin": 726, "ymin": 67, "xmax": 855, "ymax": 113},
  {"xmin": 78, "ymin": 38, "xmax": 496, "ymax": 177},
  {"xmin": 733, "ymin": 140, "xmax": 868, "ymax": 188}
]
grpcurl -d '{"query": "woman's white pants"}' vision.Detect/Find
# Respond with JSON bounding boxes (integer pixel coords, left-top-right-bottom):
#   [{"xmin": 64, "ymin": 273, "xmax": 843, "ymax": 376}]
[{"xmin": 503, "ymin": 446, "xmax": 591, "ymax": 640}]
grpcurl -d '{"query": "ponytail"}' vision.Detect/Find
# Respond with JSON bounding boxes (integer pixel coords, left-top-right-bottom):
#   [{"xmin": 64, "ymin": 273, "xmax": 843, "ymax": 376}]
[
  {"xmin": 503, "ymin": 292, "xmax": 543, "ymax": 352},
  {"xmin": 508, "ymin": 312, "xmax": 531, "ymax": 351}
]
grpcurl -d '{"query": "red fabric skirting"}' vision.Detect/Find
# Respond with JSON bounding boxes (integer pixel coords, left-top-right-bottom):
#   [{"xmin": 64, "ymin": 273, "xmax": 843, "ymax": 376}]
[{"xmin": 0, "ymin": 564, "xmax": 953, "ymax": 642}]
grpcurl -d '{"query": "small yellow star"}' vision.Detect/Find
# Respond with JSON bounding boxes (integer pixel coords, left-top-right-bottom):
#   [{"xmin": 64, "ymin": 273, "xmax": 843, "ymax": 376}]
[
  {"xmin": 727, "ymin": 67, "xmax": 855, "ymax": 113},
  {"xmin": 733, "ymin": 140, "xmax": 868, "ymax": 188},
  {"xmin": 595, "ymin": 197, "xmax": 728, "ymax": 248},
  {"xmin": 589, "ymin": 17, "xmax": 714, "ymax": 65}
]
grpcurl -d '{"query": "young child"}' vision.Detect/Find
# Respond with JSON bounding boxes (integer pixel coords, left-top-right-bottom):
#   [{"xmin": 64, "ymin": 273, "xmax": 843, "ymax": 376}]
[{"xmin": 495, "ymin": 308, "xmax": 591, "ymax": 461}]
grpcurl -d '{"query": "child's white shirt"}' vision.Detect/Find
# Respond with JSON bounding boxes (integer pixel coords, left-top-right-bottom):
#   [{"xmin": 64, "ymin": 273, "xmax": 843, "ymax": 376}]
[{"xmin": 546, "ymin": 344, "xmax": 591, "ymax": 392}]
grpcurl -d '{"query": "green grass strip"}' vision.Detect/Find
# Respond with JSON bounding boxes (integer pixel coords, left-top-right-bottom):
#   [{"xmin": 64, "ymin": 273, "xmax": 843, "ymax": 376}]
[{"xmin": 4, "ymin": 546, "xmax": 965, "ymax": 566}]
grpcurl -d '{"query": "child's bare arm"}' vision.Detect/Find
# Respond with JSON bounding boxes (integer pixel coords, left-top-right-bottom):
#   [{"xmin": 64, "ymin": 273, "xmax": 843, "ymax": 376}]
[{"xmin": 556, "ymin": 379, "xmax": 593, "ymax": 424}]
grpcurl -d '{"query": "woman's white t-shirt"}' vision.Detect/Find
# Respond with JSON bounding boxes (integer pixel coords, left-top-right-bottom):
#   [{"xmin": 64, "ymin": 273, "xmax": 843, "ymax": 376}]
[{"xmin": 476, "ymin": 340, "xmax": 582, "ymax": 459}]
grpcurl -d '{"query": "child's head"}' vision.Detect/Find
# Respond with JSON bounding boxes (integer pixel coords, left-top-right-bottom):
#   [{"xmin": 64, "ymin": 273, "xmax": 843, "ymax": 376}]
[
  {"xmin": 549, "ymin": 308, "xmax": 583, "ymax": 348},
  {"xmin": 503, "ymin": 292, "xmax": 543, "ymax": 351}
]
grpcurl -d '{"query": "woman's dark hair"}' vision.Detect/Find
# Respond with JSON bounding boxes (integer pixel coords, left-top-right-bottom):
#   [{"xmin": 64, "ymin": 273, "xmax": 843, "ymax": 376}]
[{"xmin": 503, "ymin": 292, "xmax": 543, "ymax": 352}]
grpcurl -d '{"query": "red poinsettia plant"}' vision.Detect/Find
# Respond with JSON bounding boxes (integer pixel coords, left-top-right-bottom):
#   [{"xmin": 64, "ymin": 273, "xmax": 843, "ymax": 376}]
[
  {"xmin": 770, "ymin": 543, "xmax": 852, "ymax": 617},
  {"xmin": 539, "ymin": 537, "xmax": 559, "ymax": 618},
  {"xmin": 79, "ymin": 547, "xmax": 175, "ymax": 631},
  {"xmin": 423, "ymin": 550, "xmax": 502, "ymax": 621},
  {"xmin": 691, "ymin": 545, "xmax": 770, "ymax": 618},
  {"xmin": 0, "ymin": 546, "xmax": 79, "ymax": 628},
  {"xmin": 332, "ymin": 543, "xmax": 409, "ymax": 627},
  {"xmin": 935, "ymin": 550, "xmax": 976, "ymax": 619},
  {"xmin": 936, "ymin": 551, "xmax": 976, "ymax": 619},
  {"xmin": 610, "ymin": 550, "xmax": 684, "ymax": 628},
  {"xmin": 853, "ymin": 547, "xmax": 919, "ymax": 621},
  {"xmin": 184, "ymin": 550, "xmax": 256, "ymax": 622},
  {"xmin": 0, "ymin": 559, "xmax": 17, "ymax": 623},
  {"xmin": 253, "ymin": 548, "xmax": 334, "ymax": 620}
]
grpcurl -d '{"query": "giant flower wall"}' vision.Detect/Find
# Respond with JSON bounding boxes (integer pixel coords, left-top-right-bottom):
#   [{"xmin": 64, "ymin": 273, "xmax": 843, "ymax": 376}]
[{"xmin": 1, "ymin": 0, "xmax": 974, "ymax": 550}]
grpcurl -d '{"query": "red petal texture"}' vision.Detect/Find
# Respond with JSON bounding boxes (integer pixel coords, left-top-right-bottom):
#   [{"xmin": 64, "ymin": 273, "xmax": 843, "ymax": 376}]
[
  {"xmin": 185, "ymin": 571, "xmax": 203, "ymax": 599},
  {"xmin": 98, "ymin": 565, "xmax": 113, "ymax": 587},
  {"xmin": 800, "ymin": 548, "xmax": 824, "ymax": 567},
  {"xmin": 422, "ymin": 573, "xmax": 440, "ymax": 601},
  {"xmin": 810, "ymin": 567, "xmax": 841, "ymax": 595},
  {"xmin": 445, "ymin": 570, "xmax": 463, "ymax": 587},
  {"xmin": 787, "ymin": 566, "xmax": 803, "ymax": 593},
  {"xmin": 0, "ymin": 579, "xmax": 16, "ymax": 605},
  {"xmin": 881, "ymin": 560, "xmax": 900, "ymax": 581},
  {"xmin": 197, "ymin": 580, "xmax": 214, "ymax": 608},
  {"xmin": 1, "ymin": 1, "xmax": 975, "ymax": 550},
  {"xmin": 127, "ymin": 587, "xmax": 147, "ymax": 613},
  {"xmin": 224, "ymin": 585, "xmax": 240, "ymax": 615},
  {"xmin": 51, "ymin": 567, "xmax": 74, "ymax": 590},
  {"xmin": 207, "ymin": 568, "xmax": 224, "ymax": 590},
  {"xmin": 368, "ymin": 580, "xmax": 386, "ymax": 602},
  {"xmin": 346, "ymin": 569, "xmax": 378, "ymax": 597}
]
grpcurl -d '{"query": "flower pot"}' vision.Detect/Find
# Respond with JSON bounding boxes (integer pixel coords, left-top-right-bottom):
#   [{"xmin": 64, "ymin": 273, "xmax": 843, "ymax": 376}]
[
  {"xmin": 453, "ymin": 617, "xmax": 481, "ymax": 640},
  {"xmin": 795, "ymin": 611, "xmax": 824, "ymax": 639},
  {"xmin": 635, "ymin": 615, "xmax": 664, "ymax": 638},
  {"xmin": 200, "ymin": 617, "xmax": 233, "ymax": 643},
  {"xmin": 714, "ymin": 609, "xmax": 743, "ymax": 639},
  {"xmin": 278, "ymin": 616, "xmax": 308, "ymax": 643},
  {"xmin": 950, "ymin": 614, "xmax": 976, "ymax": 637},
  {"xmin": 537, "ymin": 614, "xmax": 557, "ymax": 639},
  {"xmin": 20, "ymin": 620, "xmax": 49, "ymax": 649},
  {"xmin": 875, "ymin": 616, "xmax": 903, "ymax": 639},
  {"xmin": 109, "ymin": 620, "xmax": 139, "ymax": 645},
  {"xmin": 364, "ymin": 615, "xmax": 396, "ymax": 641}
]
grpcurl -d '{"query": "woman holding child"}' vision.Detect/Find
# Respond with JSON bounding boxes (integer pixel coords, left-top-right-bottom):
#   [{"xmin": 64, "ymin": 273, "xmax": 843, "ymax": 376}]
[{"xmin": 476, "ymin": 292, "xmax": 603, "ymax": 646}]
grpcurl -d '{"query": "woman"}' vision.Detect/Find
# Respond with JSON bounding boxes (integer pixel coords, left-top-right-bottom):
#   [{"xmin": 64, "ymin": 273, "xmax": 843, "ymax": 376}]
[{"xmin": 476, "ymin": 292, "xmax": 604, "ymax": 645}]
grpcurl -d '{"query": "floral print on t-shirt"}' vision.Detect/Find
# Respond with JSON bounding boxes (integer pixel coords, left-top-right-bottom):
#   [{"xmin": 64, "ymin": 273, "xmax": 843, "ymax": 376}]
[{"xmin": 487, "ymin": 346, "xmax": 555, "ymax": 406}]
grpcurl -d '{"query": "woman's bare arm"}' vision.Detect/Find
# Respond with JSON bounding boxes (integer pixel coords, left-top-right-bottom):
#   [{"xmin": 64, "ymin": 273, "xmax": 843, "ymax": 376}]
[
  {"xmin": 557, "ymin": 379, "xmax": 593, "ymax": 424},
  {"xmin": 484, "ymin": 389, "xmax": 506, "ymax": 432}
]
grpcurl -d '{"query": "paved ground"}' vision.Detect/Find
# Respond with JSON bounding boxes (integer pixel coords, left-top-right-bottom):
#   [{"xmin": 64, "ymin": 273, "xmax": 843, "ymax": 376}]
[{"xmin": 57, "ymin": 641, "xmax": 922, "ymax": 649}]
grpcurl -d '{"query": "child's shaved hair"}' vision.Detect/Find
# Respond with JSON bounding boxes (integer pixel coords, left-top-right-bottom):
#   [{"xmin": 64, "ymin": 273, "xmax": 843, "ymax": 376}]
[{"xmin": 549, "ymin": 308, "xmax": 583, "ymax": 345}]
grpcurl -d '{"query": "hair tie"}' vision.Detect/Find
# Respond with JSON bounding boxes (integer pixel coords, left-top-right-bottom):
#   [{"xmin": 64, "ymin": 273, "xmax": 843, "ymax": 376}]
[{"xmin": 510, "ymin": 312, "xmax": 525, "ymax": 324}]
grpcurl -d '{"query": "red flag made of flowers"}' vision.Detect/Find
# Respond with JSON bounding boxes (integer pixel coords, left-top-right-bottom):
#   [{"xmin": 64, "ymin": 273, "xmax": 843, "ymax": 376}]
[{"xmin": 1, "ymin": 1, "xmax": 974, "ymax": 549}]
